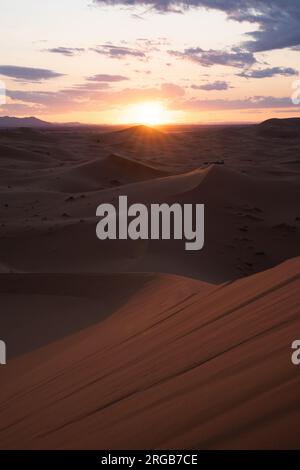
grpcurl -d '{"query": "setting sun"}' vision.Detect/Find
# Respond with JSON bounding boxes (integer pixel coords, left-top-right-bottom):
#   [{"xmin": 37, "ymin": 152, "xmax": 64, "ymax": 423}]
[{"xmin": 122, "ymin": 102, "xmax": 170, "ymax": 126}]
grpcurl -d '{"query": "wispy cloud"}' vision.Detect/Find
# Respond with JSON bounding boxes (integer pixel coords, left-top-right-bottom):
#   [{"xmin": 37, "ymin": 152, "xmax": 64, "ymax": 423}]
[
  {"xmin": 136, "ymin": 37, "xmax": 170, "ymax": 51},
  {"xmin": 6, "ymin": 82, "xmax": 185, "ymax": 114},
  {"xmin": 173, "ymin": 95, "xmax": 299, "ymax": 111},
  {"xmin": 86, "ymin": 74, "xmax": 129, "ymax": 82},
  {"xmin": 239, "ymin": 67, "xmax": 298, "ymax": 79},
  {"xmin": 0, "ymin": 65, "xmax": 64, "ymax": 81},
  {"xmin": 44, "ymin": 47, "xmax": 85, "ymax": 57},
  {"xmin": 191, "ymin": 81, "xmax": 232, "ymax": 91},
  {"xmin": 91, "ymin": 44, "xmax": 146, "ymax": 59},
  {"xmin": 169, "ymin": 48, "xmax": 256, "ymax": 68}
]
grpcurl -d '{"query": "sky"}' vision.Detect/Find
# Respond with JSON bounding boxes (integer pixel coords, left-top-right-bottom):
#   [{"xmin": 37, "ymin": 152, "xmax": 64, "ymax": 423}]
[{"xmin": 0, "ymin": 0, "xmax": 300, "ymax": 124}]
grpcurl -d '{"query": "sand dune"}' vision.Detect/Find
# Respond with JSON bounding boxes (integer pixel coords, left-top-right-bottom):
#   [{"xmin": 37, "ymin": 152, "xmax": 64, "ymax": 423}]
[
  {"xmin": 101, "ymin": 124, "xmax": 166, "ymax": 142},
  {"xmin": 1, "ymin": 122, "xmax": 300, "ymax": 450},
  {"xmin": 0, "ymin": 257, "xmax": 299, "ymax": 449},
  {"xmin": 0, "ymin": 272, "xmax": 176, "ymax": 357},
  {"xmin": 1, "ymin": 164, "xmax": 299, "ymax": 281},
  {"xmin": 258, "ymin": 118, "xmax": 300, "ymax": 139},
  {"xmin": 56, "ymin": 153, "xmax": 167, "ymax": 192},
  {"xmin": 0, "ymin": 144, "xmax": 51, "ymax": 164}
]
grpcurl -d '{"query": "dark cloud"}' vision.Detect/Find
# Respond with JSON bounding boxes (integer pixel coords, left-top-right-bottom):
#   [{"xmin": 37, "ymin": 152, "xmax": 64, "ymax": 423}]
[
  {"xmin": 169, "ymin": 47, "xmax": 256, "ymax": 68},
  {"xmin": 94, "ymin": 1, "xmax": 300, "ymax": 52},
  {"xmin": 191, "ymin": 80, "xmax": 231, "ymax": 90},
  {"xmin": 86, "ymin": 74, "xmax": 129, "ymax": 82},
  {"xmin": 44, "ymin": 47, "xmax": 85, "ymax": 57},
  {"xmin": 0, "ymin": 65, "xmax": 64, "ymax": 81},
  {"xmin": 91, "ymin": 44, "xmax": 146, "ymax": 59},
  {"xmin": 239, "ymin": 66, "xmax": 298, "ymax": 79}
]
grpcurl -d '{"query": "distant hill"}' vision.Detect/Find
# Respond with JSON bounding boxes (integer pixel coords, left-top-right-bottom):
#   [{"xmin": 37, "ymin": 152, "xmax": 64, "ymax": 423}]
[
  {"xmin": 0, "ymin": 116, "xmax": 114, "ymax": 130},
  {"xmin": 259, "ymin": 118, "xmax": 300, "ymax": 128},
  {"xmin": 258, "ymin": 118, "xmax": 300, "ymax": 138},
  {"xmin": 101, "ymin": 124, "xmax": 168, "ymax": 145},
  {"xmin": 115, "ymin": 124, "xmax": 165, "ymax": 137},
  {"xmin": 0, "ymin": 116, "xmax": 52, "ymax": 128}
]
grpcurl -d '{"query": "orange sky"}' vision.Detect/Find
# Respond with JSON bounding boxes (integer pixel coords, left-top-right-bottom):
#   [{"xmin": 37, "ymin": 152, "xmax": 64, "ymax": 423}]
[{"xmin": 0, "ymin": 0, "xmax": 300, "ymax": 124}]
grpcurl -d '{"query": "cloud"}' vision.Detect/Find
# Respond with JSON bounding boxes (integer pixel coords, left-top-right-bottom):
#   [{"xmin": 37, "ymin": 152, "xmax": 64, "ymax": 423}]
[
  {"xmin": 169, "ymin": 47, "xmax": 256, "ymax": 68},
  {"xmin": 86, "ymin": 74, "xmax": 129, "ymax": 82},
  {"xmin": 173, "ymin": 95, "xmax": 298, "ymax": 111},
  {"xmin": 94, "ymin": 1, "xmax": 300, "ymax": 52},
  {"xmin": 0, "ymin": 65, "xmax": 64, "ymax": 81},
  {"xmin": 93, "ymin": 0, "xmax": 196, "ymax": 12},
  {"xmin": 44, "ymin": 47, "xmax": 85, "ymax": 57},
  {"xmin": 136, "ymin": 37, "xmax": 170, "ymax": 51},
  {"xmin": 191, "ymin": 80, "xmax": 232, "ymax": 91},
  {"xmin": 160, "ymin": 82, "xmax": 185, "ymax": 96},
  {"xmin": 6, "ymin": 82, "xmax": 300, "ymax": 117},
  {"xmin": 134, "ymin": 69, "xmax": 152, "ymax": 74},
  {"xmin": 239, "ymin": 66, "xmax": 298, "ymax": 79},
  {"xmin": 91, "ymin": 44, "xmax": 146, "ymax": 59},
  {"xmin": 240, "ymin": 2, "xmax": 300, "ymax": 53},
  {"xmin": 0, "ymin": 102, "xmax": 42, "ymax": 114},
  {"xmin": 63, "ymin": 82, "xmax": 111, "ymax": 91},
  {"xmin": 6, "ymin": 82, "xmax": 185, "ymax": 114}
]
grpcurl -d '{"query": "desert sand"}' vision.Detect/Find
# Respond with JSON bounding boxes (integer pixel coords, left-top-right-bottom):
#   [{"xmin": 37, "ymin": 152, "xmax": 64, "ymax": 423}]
[{"xmin": 0, "ymin": 119, "xmax": 300, "ymax": 449}]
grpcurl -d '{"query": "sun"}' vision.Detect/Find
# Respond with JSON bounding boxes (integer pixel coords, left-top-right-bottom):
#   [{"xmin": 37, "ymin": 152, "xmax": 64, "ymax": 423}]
[
  {"xmin": 136, "ymin": 102, "xmax": 167, "ymax": 125},
  {"xmin": 123, "ymin": 102, "xmax": 169, "ymax": 126}
]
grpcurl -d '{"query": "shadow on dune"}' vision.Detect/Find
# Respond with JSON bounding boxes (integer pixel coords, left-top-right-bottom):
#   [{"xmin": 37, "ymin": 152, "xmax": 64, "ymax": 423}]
[{"xmin": 0, "ymin": 273, "xmax": 154, "ymax": 358}]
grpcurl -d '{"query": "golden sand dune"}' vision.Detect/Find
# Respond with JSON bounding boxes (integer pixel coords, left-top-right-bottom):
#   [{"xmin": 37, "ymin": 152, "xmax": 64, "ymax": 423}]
[
  {"xmin": 0, "ymin": 257, "xmax": 299, "ymax": 449},
  {"xmin": 0, "ymin": 272, "xmax": 178, "ymax": 357}
]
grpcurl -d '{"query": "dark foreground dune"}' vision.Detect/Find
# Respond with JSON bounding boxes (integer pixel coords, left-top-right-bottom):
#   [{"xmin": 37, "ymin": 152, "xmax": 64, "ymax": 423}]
[{"xmin": 0, "ymin": 258, "xmax": 299, "ymax": 449}]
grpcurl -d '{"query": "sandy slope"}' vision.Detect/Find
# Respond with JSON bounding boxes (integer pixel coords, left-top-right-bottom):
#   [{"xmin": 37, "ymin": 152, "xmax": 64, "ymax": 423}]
[
  {"xmin": 0, "ymin": 273, "xmax": 185, "ymax": 357},
  {"xmin": 0, "ymin": 257, "xmax": 299, "ymax": 449}
]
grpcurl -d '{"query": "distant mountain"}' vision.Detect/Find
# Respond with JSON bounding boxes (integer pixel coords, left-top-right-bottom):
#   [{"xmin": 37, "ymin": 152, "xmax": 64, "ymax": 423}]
[
  {"xmin": 0, "ymin": 116, "xmax": 52, "ymax": 128},
  {"xmin": 0, "ymin": 116, "xmax": 113, "ymax": 129}
]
